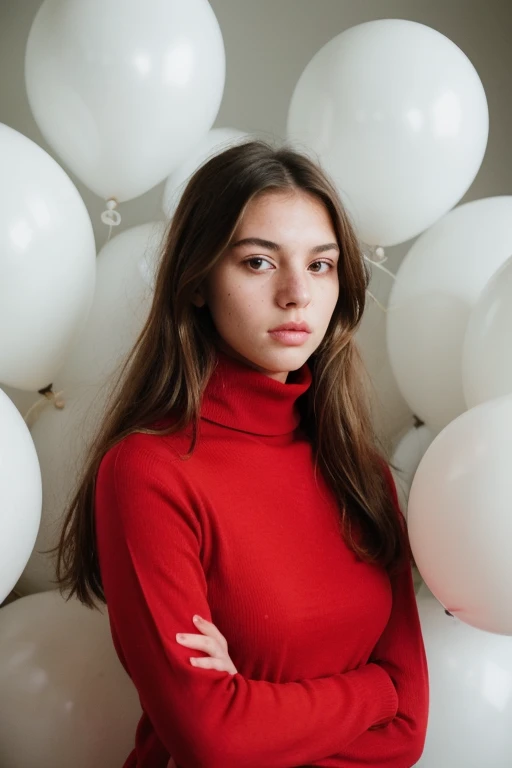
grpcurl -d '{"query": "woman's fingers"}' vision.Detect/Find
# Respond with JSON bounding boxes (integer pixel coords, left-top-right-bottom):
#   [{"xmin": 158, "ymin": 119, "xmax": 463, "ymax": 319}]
[
  {"xmin": 190, "ymin": 655, "xmax": 237, "ymax": 673},
  {"xmin": 176, "ymin": 615, "xmax": 238, "ymax": 675},
  {"xmin": 192, "ymin": 614, "xmax": 228, "ymax": 649},
  {"xmin": 176, "ymin": 632, "xmax": 221, "ymax": 656}
]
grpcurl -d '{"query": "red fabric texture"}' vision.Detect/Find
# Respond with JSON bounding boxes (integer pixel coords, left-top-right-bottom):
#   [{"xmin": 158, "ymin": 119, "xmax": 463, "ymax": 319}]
[{"xmin": 95, "ymin": 350, "xmax": 429, "ymax": 767}]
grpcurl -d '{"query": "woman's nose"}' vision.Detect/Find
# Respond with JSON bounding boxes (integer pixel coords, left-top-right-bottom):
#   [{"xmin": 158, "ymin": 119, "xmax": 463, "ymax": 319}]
[{"xmin": 275, "ymin": 272, "xmax": 311, "ymax": 308}]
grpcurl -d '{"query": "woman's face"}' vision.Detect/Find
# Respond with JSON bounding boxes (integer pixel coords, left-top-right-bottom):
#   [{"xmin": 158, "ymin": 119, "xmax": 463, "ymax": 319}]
[{"xmin": 194, "ymin": 190, "xmax": 340, "ymax": 383}]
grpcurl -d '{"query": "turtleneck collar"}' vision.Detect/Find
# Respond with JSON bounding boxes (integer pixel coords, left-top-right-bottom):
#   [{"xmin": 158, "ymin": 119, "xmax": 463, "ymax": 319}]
[{"xmin": 200, "ymin": 350, "xmax": 312, "ymax": 436}]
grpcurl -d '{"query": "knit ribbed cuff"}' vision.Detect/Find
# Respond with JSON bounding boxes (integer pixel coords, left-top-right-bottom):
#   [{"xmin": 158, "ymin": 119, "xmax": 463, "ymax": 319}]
[{"xmin": 366, "ymin": 662, "xmax": 399, "ymax": 728}]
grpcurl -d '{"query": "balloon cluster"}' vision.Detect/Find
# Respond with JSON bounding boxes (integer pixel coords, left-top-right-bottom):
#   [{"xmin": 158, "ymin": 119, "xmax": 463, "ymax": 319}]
[{"xmin": 0, "ymin": 5, "xmax": 511, "ymax": 768}]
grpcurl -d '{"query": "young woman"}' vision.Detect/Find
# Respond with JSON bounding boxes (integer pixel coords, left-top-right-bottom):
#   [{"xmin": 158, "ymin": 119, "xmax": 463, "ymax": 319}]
[{"xmin": 56, "ymin": 140, "xmax": 429, "ymax": 768}]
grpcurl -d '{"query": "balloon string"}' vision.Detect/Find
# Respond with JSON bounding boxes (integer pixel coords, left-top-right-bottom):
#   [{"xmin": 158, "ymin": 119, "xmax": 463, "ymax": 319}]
[
  {"xmin": 23, "ymin": 385, "xmax": 65, "ymax": 429},
  {"xmin": 363, "ymin": 249, "xmax": 401, "ymax": 314},
  {"xmin": 365, "ymin": 289, "xmax": 388, "ymax": 314}
]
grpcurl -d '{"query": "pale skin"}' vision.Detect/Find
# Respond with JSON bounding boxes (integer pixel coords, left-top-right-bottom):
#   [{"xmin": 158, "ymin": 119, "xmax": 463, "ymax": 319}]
[{"xmin": 167, "ymin": 189, "xmax": 340, "ymax": 767}]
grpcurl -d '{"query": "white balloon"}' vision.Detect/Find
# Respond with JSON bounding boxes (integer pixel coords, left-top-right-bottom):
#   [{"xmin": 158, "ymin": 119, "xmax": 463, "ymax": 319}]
[
  {"xmin": 408, "ymin": 395, "xmax": 512, "ymax": 635},
  {"xmin": 57, "ymin": 221, "xmax": 166, "ymax": 393},
  {"xmin": 415, "ymin": 587, "xmax": 512, "ymax": 768},
  {"xmin": 162, "ymin": 127, "xmax": 252, "ymax": 219},
  {"xmin": 462, "ymin": 255, "xmax": 512, "ymax": 408},
  {"xmin": 0, "ymin": 391, "xmax": 42, "ymax": 603},
  {"xmin": 17, "ymin": 223, "xmax": 165, "ymax": 593},
  {"xmin": 25, "ymin": 0, "xmax": 225, "ymax": 202},
  {"xmin": 391, "ymin": 423, "xmax": 435, "ymax": 516},
  {"xmin": 16, "ymin": 390, "xmax": 101, "ymax": 594},
  {"xmin": 287, "ymin": 19, "xmax": 488, "ymax": 247},
  {"xmin": 0, "ymin": 591, "xmax": 141, "ymax": 768},
  {"xmin": 387, "ymin": 196, "xmax": 512, "ymax": 431},
  {"xmin": 0, "ymin": 124, "xmax": 96, "ymax": 391}
]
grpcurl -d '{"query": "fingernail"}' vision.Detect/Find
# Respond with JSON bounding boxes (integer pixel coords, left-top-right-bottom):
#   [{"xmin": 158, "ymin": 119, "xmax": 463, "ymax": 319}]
[
  {"xmin": 176, "ymin": 633, "xmax": 185, "ymax": 641},
  {"xmin": 190, "ymin": 657, "xmax": 198, "ymax": 665},
  {"xmin": 193, "ymin": 615, "xmax": 202, "ymax": 623}
]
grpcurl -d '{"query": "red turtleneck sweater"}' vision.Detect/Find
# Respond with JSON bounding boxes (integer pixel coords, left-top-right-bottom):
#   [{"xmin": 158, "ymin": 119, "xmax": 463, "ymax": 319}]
[{"xmin": 95, "ymin": 351, "xmax": 428, "ymax": 768}]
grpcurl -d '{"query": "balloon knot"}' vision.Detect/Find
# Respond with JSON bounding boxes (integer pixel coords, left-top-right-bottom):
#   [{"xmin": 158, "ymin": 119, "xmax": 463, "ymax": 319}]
[
  {"xmin": 100, "ymin": 198, "xmax": 121, "ymax": 227},
  {"xmin": 363, "ymin": 245, "xmax": 387, "ymax": 264}
]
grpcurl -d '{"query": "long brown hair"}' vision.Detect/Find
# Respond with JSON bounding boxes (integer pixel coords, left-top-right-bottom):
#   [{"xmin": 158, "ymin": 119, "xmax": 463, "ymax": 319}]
[{"xmin": 55, "ymin": 139, "xmax": 409, "ymax": 608}]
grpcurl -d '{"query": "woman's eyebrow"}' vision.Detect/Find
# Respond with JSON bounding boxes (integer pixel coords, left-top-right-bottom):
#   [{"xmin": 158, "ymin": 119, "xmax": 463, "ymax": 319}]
[{"xmin": 229, "ymin": 237, "xmax": 339, "ymax": 254}]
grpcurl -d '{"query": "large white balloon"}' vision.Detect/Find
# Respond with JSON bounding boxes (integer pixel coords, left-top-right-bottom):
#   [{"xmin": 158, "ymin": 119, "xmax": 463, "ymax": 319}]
[
  {"xmin": 462, "ymin": 255, "xmax": 512, "ymax": 408},
  {"xmin": 0, "ymin": 391, "xmax": 42, "ymax": 603},
  {"xmin": 408, "ymin": 395, "xmax": 512, "ymax": 635},
  {"xmin": 415, "ymin": 586, "xmax": 512, "ymax": 768},
  {"xmin": 17, "ymin": 223, "xmax": 165, "ymax": 593},
  {"xmin": 287, "ymin": 19, "xmax": 488, "ymax": 247},
  {"xmin": 162, "ymin": 127, "xmax": 252, "ymax": 219},
  {"xmin": 0, "ymin": 591, "xmax": 141, "ymax": 768},
  {"xmin": 56, "ymin": 221, "xmax": 166, "ymax": 393},
  {"xmin": 0, "ymin": 124, "xmax": 96, "ymax": 391},
  {"xmin": 387, "ymin": 196, "xmax": 512, "ymax": 431},
  {"xmin": 25, "ymin": 0, "xmax": 225, "ymax": 202}
]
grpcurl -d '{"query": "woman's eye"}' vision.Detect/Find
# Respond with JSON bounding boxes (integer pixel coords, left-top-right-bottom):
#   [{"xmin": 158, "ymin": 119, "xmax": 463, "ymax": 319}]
[
  {"xmin": 245, "ymin": 257, "xmax": 273, "ymax": 271},
  {"xmin": 309, "ymin": 261, "xmax": 332, "ymax": 273}
]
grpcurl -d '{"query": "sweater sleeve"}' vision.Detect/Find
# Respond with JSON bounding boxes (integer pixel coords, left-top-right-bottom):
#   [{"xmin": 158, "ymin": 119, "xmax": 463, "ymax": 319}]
[
  {"xmin": 95, "ymin": 440, "xmax": 399, "ymax": 768},
  {"xmin": 314, "ymin": 464, "xmax": 429, "ymax": 768}
]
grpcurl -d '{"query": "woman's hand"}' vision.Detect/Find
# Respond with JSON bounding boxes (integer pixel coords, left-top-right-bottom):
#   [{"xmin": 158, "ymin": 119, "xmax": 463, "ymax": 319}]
[{"xmin": 176, "ymin": 614, "xmax": 238, "ymax": 675}]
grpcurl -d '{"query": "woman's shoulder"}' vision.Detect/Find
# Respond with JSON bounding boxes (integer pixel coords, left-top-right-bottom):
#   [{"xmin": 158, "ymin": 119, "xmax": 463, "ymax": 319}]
[
  {"xmin": 94, "ymin": 428, "xmax": 205, "ymax": 533},
  {"xmin": 99, "ymin": 423, "xmax": 194, "ymax": 483}
]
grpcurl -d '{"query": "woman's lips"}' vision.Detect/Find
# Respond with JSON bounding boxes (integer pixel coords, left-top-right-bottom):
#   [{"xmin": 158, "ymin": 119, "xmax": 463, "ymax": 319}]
[{"xmin": 268, "ymin": 330, "xmax": 311, "ymax": 346}]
